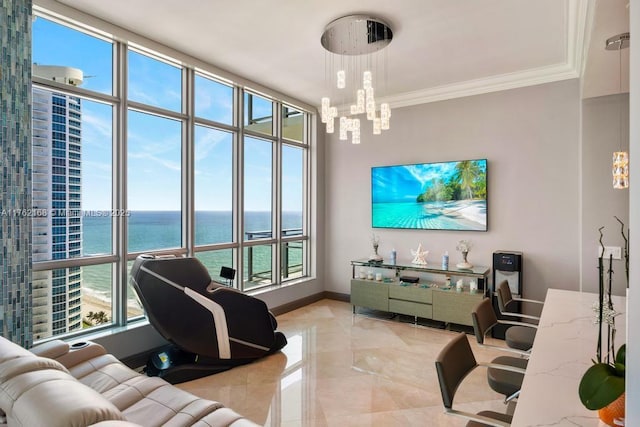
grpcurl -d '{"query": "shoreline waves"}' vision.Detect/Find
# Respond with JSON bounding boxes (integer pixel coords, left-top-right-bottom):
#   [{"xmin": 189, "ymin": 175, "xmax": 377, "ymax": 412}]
[{"xmin": 81, "ymin": 287, "xmax": 143, "ymax": 319}]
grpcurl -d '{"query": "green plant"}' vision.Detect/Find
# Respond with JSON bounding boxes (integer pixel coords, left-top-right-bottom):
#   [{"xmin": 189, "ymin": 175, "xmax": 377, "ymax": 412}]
[
  {"xmin": 579, "ymin": 343, "xmax": 625, "ymax": 410},
  {"xmin": 578, "ymin": 223, "xmax": 627, "ymax": 410}
]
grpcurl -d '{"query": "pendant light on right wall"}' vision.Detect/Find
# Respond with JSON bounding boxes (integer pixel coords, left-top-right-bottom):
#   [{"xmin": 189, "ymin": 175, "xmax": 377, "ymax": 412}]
[{"xmin": 606, "ymin": 32, "xmax": 630, "ymax": 189}]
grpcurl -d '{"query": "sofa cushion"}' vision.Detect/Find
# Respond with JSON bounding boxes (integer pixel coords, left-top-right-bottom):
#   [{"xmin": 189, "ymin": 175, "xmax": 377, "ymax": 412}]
[
  {"xmin": 101, "ymin": 376, "xmax": 168, "ymax": 411},
  {"xmin": 0, "ymin": 368, "xmax": 66, "ymax": 414},
  {"xmin": 121, "ymin": 382, "xmax": 225, "ymax": 426},
  {"xmin": 160, "ymin": 399, "xmax": 227, "ymax": 427},
  {"xmin": 0, "ymin": 355, "xmax": 69, "ymax": 383},
  {"xmin": 0, "ymin": 368, "xmax": 125, "ymax": 427},
  {"xmin": 90, "ymin": 422, "xmax": 144, "ymax": 427},
  {"xmin": 0, "ymin": 338, "xmax": 33, "ymax": 365},
  {"xmin": 191, "ymin": 407, "xmax": 256, "ymax": 427},
  {"xmin": 70, "ymin": 354, "xmax": 141, "ymax": 393}
]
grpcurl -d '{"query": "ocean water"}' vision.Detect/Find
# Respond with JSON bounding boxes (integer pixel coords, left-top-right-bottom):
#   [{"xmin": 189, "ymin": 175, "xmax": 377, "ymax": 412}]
[{"xmin": 81, "ymin": 211, "xmax": 302, "ymax": 298}]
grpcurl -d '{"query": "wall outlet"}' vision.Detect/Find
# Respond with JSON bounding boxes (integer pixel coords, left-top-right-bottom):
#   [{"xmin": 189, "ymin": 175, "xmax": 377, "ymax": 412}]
[{"xmin": 598, "ymin": 246, "xmax": 622, "ymax": 260}]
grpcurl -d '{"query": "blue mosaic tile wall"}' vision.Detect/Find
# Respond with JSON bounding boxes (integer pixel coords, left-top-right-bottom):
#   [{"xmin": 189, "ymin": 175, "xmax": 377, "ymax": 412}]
[{"xmin": 1, "ymin": 0, "xmax": 33, "ymax": 347}]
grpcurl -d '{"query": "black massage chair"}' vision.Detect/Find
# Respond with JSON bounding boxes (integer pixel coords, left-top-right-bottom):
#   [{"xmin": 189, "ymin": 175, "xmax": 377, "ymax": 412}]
[{"xmin": 130, "ymin": 254, "xmax": 287, "ymax": 383}]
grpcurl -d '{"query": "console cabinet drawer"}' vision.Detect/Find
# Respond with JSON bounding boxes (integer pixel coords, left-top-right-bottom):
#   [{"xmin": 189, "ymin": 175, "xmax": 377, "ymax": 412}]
[
  {"xmin": 389, "ymin": 285, "xmax": 432, "ymax": 303},
  {"xmin": 389, "ymin": 299, "xmax": 433, "ymax": 318},
  {"xmin": 432, "ymin": 291, "xmax": 484, "ymax": 326},
  {"xmin": 351, "ymin": 279, "xmax": 389, "ymax": 311}
]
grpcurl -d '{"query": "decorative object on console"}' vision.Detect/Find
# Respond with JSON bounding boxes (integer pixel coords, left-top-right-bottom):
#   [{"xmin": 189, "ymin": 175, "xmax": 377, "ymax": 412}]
[
  {"xmin": 410, "ymin": 243, "xmax": 428, "ymax": 265},
  {"xmin": 371, "ymin": 159, "xmax": 487, "ymax": 231},
  {"xmin": 368, "ymin": 233, "xmax": 383, "ymax": 262},
  {"xmin": 469, "ymin": 280, "xmax": 478, "ymax": 294},
  {"xmin": 578, "ymin": 226, "xmax": 625, "ymax": 426},
  {"xmin": 455, "ymin": 239, "xmax": 473, "ymax": 269},
  {"xmin": 441, "ymin": 251, "xmax": 449, "ymax": 269}
]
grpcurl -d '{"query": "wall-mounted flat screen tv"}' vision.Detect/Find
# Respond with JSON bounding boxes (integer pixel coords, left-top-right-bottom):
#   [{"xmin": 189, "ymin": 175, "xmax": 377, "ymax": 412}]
[{"xmin": 371, "ymin": 159, "xmax": 487, "ymax": 231}]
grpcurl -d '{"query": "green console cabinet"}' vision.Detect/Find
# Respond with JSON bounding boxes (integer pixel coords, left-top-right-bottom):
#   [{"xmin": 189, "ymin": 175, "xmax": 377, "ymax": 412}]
[{"xmin": 350, "ymin": 259, "xmax": 490, "ymax": 328}]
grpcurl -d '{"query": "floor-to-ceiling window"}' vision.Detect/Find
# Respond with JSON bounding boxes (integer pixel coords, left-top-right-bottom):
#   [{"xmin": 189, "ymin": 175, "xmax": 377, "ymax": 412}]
[
  {"xmin": 31, "ymin": 10, "xmax": 312, "ymax": 341},
  {"xmin": 32, "ymin": 15, "xmax": 116, "ymax": 340},
  {"xmin": 280, "ymin": 105, "xmax": 307, "ymax": 282},
  {"xmin": 192, "ymin": 73, "xmax": 237, "ymax": 283}
]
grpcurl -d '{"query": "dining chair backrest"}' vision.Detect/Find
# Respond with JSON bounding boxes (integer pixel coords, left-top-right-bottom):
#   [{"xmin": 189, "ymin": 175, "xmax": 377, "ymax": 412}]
[
  {"xmin": 497, "ymin": 280, "xmax": 514, "ymax": 313},
  {"xmin": 471, "ymin": 298, "xmax": 498, "ymax": 345},
  {"xmin": 435, "ymin": 332, "xmax": 478, "ymax": 409}
]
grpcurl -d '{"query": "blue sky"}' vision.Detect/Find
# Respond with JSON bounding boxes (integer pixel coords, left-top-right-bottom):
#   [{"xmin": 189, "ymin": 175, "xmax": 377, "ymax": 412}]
[{"xmin": 33, "ymin": 17, "xmax": 302, "ymax": 212}]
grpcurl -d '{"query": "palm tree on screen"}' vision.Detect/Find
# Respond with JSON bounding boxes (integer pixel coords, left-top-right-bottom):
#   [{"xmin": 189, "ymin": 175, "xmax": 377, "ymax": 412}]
[{"xmin": 455, "ymin": 161, "xmax": 480, "ymax": 200}]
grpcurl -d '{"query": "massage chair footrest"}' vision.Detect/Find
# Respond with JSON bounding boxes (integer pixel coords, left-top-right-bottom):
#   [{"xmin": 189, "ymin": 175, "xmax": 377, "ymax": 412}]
[{"xmin": 144, "ymin": 345, "xmax": 252, "ymax": 384}]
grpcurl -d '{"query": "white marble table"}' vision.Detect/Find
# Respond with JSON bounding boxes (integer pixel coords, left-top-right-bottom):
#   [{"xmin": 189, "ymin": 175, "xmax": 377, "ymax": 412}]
[{"xmin": 511, "ymin": 288, "xmax": 626, "ymax": 426}]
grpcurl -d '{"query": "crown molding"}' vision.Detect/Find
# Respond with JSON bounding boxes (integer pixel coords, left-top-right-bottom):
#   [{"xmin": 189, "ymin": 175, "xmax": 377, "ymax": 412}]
[
  {"xmin": 568, "ymin": 0, "xmax": 592, "ymax": 77},
  {"xmin": 374, "ymin": 0, "xmax": 591, "ymax": 110},
  {"xmin": 380, "ymin": 63, "xmax": 579, "ymax": 109}
]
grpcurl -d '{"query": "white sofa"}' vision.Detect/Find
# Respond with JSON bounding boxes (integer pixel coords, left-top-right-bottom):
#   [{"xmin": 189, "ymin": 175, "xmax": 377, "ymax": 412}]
[{"xmin": 0, "ymin": 336, "xmax": 257, "ymax": 427}]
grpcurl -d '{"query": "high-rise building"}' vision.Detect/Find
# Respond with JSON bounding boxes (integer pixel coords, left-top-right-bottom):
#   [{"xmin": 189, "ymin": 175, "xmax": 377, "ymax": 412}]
[{"xmin": 32, "ymin": 65, "xmax": 84, "ymax": 340}]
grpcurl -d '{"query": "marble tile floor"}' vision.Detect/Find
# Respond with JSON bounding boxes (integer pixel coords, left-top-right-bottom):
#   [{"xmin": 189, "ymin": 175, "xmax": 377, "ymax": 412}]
[{"xmin": 177, "ymin": 299, "xmax": 519, "ymax": 426}]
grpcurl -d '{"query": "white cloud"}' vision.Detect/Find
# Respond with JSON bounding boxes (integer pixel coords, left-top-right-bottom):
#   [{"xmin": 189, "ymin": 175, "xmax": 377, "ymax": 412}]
[
  {"xmin": 128, "ymin": 128, "xmax": 180, "ymax": 156},
  {"xmin": 165, "ymin": 88, "xmax": 181, "ymax": 102},
  {"xmin": 82, "ymin": 112, "xmax": 112, "ymax": 140},
  {"xmin": 129, "ymin": 151, "xmax": 181, "ymax": 172},
  {"xmin": 129, "ymin": 84, "xmax": 159, "ymax": 105},
  {"xmin": 83, "ymin": 159, "xmax": 111, "ymax": 173},
  {"xmin": 194, "ymin": 128, "xmax": 228, "ymax": 161}
]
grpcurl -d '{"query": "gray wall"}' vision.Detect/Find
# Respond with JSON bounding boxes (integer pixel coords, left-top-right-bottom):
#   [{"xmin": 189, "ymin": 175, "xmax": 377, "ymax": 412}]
[
  {"xmin": 581, "ymin": 94, "xmax": 629, "ymax": 296},
  {"xmin": 324, "ymin": 80, "xmax": 581, "ymax": 303}
]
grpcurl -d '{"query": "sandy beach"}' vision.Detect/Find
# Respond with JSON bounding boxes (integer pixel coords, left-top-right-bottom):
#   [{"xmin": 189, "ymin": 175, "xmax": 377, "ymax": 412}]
[
  {"xmin": 81, "ymin": 288, "xmax": 143, "ymax": 321},
  {"xmin": 456, "ymin": 200, "xmax": 486, "ymax": 226}
]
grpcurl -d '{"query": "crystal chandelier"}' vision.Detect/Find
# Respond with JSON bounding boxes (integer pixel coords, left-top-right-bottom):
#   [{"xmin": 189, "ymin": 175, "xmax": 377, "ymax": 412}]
[
  {"xmin": 320, "ymin": 15, "xmax": 393, "ymax": 144},
  {"xmin": 606, "ymin": 32, "xmax": 630, "ymax": 189}
]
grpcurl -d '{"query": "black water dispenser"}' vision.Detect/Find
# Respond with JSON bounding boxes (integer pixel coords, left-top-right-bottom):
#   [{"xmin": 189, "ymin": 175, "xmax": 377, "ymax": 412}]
[{"xmin": 492, "ymin": 251, "xmax": 523, "ymax": 339}]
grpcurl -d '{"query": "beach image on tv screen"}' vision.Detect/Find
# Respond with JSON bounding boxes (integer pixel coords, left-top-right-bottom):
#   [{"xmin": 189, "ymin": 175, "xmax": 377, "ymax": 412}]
[{"xmin": 371, "ymin": 159, "xmax": 487, "ymax": 231}]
